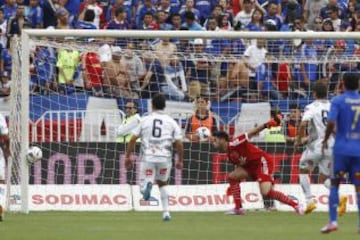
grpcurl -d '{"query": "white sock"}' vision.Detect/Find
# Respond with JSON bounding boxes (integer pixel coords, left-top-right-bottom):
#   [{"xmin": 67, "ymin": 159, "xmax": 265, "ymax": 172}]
[
  {"xmin": 159, "ymin": 186, "xmax": 169, "ymax": 213},
  {"xmin": 299, "ymin": 174, "xmax": 313, "ymax": 203},
  {"xmin": 324, "ymin": 178, "xmax": 331, "ymax": 189}
]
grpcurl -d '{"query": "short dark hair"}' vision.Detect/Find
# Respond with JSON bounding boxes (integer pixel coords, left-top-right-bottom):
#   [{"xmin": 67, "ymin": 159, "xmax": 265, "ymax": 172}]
[
  {"xmin": 312, "ymin": 80, "xmax": 328, "ymax": 98},
  {"xmin": 126, "ymin": 100, "xmax": 138, "ymax": 110},
  {"xmin": 171, "ymin": 13, "xmax": 181, "ymax": 19},
  {"xmin": 144, "ymin": 11, "xmax": 154, "ymax": 18},
  {"xmin": 152, "ymin": 93, "xmax": 166, "ymax": 110},
  {"xmin": 184, "ymin": 11, "xmax": 195, "ymax": 21},
  {"xmin": 343, "ymin": 72, "xmax": 360, "ymax": 90},
  {"xmin": 84, "ymin": 9, "xmax": 95, "ymax": 22},
  {"xmin": 115, "ymin": 8, "xmax": 125, "ymax": 17},
  {"xmin": 212, "ymin": 131, "xmax": 229, "ymax": 141}
]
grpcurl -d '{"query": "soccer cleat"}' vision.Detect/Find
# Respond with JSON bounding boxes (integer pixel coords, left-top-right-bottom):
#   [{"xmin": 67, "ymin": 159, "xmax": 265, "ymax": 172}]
[
  {"xmin": 224, "ymin": 208, "xmax": 245, "ymax": 215},
  {"xmin": 294, "ymin": 204, "xmax": 305, "ymax": 215},
  {"xmin": 338, "ymin": 195, "xmax": 347, "ymax": 217},
  {"xmin": 0, "ymin": 205, "xmax": 4, "ymax": 222},
  {"xmin": 143, "ymin": 182, "xmax": 153, "ymax": 201},
  {"xmin": 321, "ymin": 223, "xmax": 338, "ymax": 234},
  {"xmin": 163, "ymin": 212, "xmax": 171, "ymax": 221},
  {"xmin": 305, "ymin": 200, "xmax": 317, "ymax": 214}
]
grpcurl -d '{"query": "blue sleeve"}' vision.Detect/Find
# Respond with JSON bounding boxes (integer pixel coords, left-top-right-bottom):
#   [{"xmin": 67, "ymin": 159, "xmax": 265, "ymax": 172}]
[{"xmin": 328, "ymin": 97, "xmax": 340, "ymax": 122}]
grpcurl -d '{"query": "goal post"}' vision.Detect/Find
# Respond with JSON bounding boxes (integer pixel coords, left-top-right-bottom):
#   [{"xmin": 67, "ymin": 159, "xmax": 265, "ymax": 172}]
[{"xmin": 8, "ymin": 29, "xmax": 360, "ymax": 213}]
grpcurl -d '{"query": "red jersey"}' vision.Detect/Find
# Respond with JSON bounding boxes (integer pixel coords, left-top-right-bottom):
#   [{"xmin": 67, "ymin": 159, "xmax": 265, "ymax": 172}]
[
  {"xmin": 83, "ymin": 52, "xmax": 103, "ymax": 87},
  {"xmin": 227, "ymin": 133, "xmax": 271, "ymax": 167}
]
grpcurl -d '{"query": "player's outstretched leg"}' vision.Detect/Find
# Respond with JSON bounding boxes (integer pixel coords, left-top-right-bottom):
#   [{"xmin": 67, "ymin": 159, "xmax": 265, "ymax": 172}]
[
  {"xmin": 225, "ymin": 178, "xmax": 245, "ymax": 215},
  {"xmin": 266, "ymin": 189, "xmax": 304, "ymax": 215}
]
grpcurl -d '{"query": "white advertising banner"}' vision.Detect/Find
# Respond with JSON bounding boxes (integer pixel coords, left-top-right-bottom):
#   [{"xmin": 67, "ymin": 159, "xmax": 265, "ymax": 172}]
[
  {"xmin": 274, "ymin": 184, "xmax": 357, "ymax": 212},
  {"xmin": 132, "ymin": 183, "xmax": 264, "ymax": 211},
  {"xmin": 6, "ymin": 183, "xmax": 358, "ymax": 212},
  {"xmin": 29, "ymin": 185, "xmax": 132, "ymax": 211}
]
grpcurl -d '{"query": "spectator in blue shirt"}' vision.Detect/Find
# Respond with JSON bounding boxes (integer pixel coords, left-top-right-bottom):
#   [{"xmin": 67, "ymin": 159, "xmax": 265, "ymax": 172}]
[
  {"xmin": 157, "ymin": 10, "xmax": 173, "ymax": 30},
  {"xmin": 264, "ymin": 2, "xmax": 282, "ymax": 30},
  {"xmin": 0, "ymin": 47, "xmax": 11, "ymax": 76},
  {"xmin": 181, "ymin": 11, "xmax": 203, "ymax": 30},
  {"xmin": 179, "ymin": 0, "xmax": 201, "ymax": 22},
  {"xmin": 195, "ymin": 0, "xmax": 213, "ymax": 24},
  {"xmin": 246, "ymin": 9, "xmax": 264, "ymax": 31},
  {"xmin": 2, "ymin": 0, "xmax": 17, "ymax": 21},
  {"xmin": 28, "ymin": 0, "xmax": 44, "ymax": 28},
  {"xmin": 256, "ymin": 62, "xmax": 282, "ymax": 100},
  {"xmin": 135, "ymin": 0, "xmax": 156, "ymax": 29},
  {"xmin": 106, "ymin": 7, "xmax": 129, "ymax": 30},
  {"xmin": 33, "ymin": 46, "xmax": 56, "ymax": 94}
]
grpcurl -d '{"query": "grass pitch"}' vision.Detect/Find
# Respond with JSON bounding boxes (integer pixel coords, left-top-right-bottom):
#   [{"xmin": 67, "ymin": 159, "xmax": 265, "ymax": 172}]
[{"xmin": 0, "ymin": 211, "xmax": 359, "ymax": 240}]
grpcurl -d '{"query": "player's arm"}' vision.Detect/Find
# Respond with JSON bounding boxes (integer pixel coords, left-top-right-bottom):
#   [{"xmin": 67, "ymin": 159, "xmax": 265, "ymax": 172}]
[
  {"xmin": 247, "ymin": 115, "xmax": 282, "ymax": 139},
  {"xmin": 322, "ymin": 99, "xmax": 338, "ymax": 153},
  {"xmin": 117, "ymin": 115, "xmax": 141, "ymax": 136},
  {"xmin": 294, "ymin": 120, "xmax": 308, "ymax": 148},
  {"xmin": 322, "ymin": 120, "xmax": 335, "ymax": 154},
  {"xmin": 0, "ymin": 134, "xmax": 9, "ymax": 160},
  {"xmin": 174, "ymin": 139, "xmax": 184, "ymax": 169},
  {"xmin": 125, "ymin": 134, "xmax": 139, "ymax": 170}
]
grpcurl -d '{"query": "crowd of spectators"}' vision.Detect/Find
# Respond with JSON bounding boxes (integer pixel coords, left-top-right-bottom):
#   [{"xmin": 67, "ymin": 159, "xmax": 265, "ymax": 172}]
[{"xmin": 0, "ymin": 0, "xmax": 360, "ymax": 102}]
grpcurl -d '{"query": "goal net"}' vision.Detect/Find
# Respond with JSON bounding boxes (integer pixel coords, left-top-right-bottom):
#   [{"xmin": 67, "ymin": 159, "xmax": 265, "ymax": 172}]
[{"xmin": 8, "ymin": 30, "xmax": 360, "ymax": 213}]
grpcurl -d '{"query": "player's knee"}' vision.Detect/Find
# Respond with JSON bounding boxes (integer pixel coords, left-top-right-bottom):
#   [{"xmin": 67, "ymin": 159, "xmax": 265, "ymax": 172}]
[{"xmin": 261, "ymin": 188, "xmax": 271, "ymax": 196}]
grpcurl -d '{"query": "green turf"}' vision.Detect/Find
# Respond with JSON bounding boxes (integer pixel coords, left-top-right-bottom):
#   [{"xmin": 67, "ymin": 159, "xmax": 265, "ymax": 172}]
[{"xmin": 0, "ymin": 211, "xmax": 359, "ymax": 240}]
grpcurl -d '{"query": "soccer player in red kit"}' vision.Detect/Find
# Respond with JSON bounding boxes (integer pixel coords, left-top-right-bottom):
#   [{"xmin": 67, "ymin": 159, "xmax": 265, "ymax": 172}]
[{"xmin": 212, "ymin": 118, "xmax": 304, "ymax": 215}]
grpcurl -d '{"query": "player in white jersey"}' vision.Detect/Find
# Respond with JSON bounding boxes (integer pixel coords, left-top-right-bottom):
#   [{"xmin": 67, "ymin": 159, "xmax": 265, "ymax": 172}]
[
  {"xmin": 125, "ymin": 94, "xmax": 184, "ymax": 221},
  {"xmin": 0, "ymin": 113, "xmax": 9, "ymax": 221},
  {"xmin": 294, "ymin": 81, "xmax": 347, "ymax": 214}
]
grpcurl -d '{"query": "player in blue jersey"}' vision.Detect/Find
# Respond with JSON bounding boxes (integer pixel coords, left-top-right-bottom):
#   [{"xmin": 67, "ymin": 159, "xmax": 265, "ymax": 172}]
[{"xmin": 321, "ymin": 72, "xmax": 360, "ymax": 234}]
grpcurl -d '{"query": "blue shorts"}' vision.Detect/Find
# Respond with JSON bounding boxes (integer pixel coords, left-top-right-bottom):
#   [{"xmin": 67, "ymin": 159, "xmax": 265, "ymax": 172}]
[{"xmin": 333, "ymin": 154, "xmax": 360, "ymax": 185}]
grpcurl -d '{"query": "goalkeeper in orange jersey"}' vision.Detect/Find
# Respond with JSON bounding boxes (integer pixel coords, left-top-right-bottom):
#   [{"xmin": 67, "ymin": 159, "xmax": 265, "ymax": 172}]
[{"xmin": 212, "ymin": 115, "xmax": 304, "ymax": 215}]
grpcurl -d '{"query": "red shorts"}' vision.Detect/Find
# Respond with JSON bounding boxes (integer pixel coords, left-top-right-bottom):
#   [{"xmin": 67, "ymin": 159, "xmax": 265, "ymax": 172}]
[{"xmin": 244, "ymin": 154, "xmax": 274, "ymax": 184}]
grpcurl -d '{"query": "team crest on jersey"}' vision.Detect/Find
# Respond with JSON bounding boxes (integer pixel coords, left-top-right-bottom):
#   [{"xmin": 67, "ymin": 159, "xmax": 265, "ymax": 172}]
[{"xmin": 238, "ymin": 156, "xmax": 247, "ymax": 165}]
